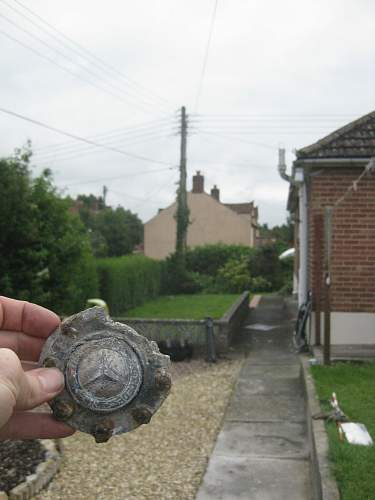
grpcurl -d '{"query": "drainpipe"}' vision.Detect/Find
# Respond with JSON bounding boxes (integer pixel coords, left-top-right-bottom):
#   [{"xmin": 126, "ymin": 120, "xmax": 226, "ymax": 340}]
[{"xmin": 278, "ymin": 149, "xmax": 308, "ymax": 306}]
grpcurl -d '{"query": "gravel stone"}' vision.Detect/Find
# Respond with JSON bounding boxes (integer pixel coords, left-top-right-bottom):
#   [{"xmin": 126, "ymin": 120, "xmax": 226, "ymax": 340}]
[
  {"xmin": 36, "ymin": 359, "xmax": 241, "ymax": 500},
  {"xmin": 0, "ymin": 440, "xmax": 46, "ymax": 492}
]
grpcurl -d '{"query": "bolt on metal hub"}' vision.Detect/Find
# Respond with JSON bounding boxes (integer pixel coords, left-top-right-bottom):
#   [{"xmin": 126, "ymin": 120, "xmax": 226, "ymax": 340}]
[{"xmin": 39, "ymin": 307, "xmax": 171, "ymax": 443}]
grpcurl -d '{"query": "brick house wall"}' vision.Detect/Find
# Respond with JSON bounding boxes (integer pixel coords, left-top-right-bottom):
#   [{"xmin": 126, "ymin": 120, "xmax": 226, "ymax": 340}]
[{"xmin": 309, "ymin": 168, "xmax": 375, "ymax": 315}]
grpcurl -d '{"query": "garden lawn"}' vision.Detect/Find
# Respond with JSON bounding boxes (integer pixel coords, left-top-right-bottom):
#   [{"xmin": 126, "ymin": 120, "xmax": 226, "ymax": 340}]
[
  {"xmin": 311, "ymin": 362, "xmax": 375, "ymax": 500},
  {"xmin": 123, "ymin": 294, "xmax": 240, "ymax": 319}
]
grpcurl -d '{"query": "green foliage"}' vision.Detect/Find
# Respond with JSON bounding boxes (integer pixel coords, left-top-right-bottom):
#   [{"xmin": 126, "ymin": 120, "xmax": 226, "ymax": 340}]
[
  {"xmin": 95, "ymin": 207, "xmax": 143, "ymax": 257},
  {"xmin": 259, "ymin": 216, "xmax": 294, "ymax": 246},
  {"xmin": 182, "ymin": 243, "xmax": 289, "ymax": 294},
  {"xmin": 249, "ymin": 243, "xmax": 291, "ymax": 291},
  {"xmin": 97, "ymin": 255, "xmax": 162, "ymax": 315},
  {"xmin": 160, "ymin": 253, "xmax": 202, "ymax": 294},
  {"xmin": 216, "ymin": 257, "xmax": 253, "ymax": 293},
  {"xmin": 124, "ymin": 294, "xmax": 240, "ymax": 319},
  {"xmin": 214, "ymin": 257, "xmax": 272, "ymax": 294},
  {"xmin": 186, "ymin": 244, "xmax": 255, "ymax": 276},
  {"xmin": 74, "ymin": 195, "xmax": 143, "ymax": 257},
  {"xmin": 0, "ymin": 147, "xmax": 98, "ymax": 315},
  {"xmin": 277, "ymin": 278, "xmax": 293, "ymax": 296},
  {"xmin": 311, "ymin": 362, "xmax": 375, "ymax": 500}
]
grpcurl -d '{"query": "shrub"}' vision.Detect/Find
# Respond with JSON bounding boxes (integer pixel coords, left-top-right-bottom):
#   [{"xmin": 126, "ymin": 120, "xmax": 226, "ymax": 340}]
[
  {"xmin": 160, "ymin": 254, "xmax": 202, "ymax": 294},
  {"xmin": 186, "ymin": 244, "xmax": 255, "ymax": 277},
  {"xmin": 277, "ymin": 278, "xmax": 294, "ymax": 296},
  {"xmin": 251, "ymin": 276, "xmax": 272, "ymax": 292},
  {"xmin": 216, "ymin": 257, "xmax": 252, "ymax": 293},
  {"xmin": 249, "ymin": 243, "xmax": 292, "ymax": 291},
  {"xmin": 97, "ymin": 255, "xmax": 162, "ymax": 315}
]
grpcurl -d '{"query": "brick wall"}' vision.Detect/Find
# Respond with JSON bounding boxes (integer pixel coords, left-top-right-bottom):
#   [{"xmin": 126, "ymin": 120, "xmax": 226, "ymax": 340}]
[{"xmin": 309, "ymin": 167, "xmax": 375, "ymax": 313}]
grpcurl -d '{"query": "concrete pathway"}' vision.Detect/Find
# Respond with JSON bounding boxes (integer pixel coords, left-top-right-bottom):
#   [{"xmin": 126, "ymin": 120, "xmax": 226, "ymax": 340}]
[{"xmin": 197, "ymin": 296, "xmax": 311, "ymax": 500}]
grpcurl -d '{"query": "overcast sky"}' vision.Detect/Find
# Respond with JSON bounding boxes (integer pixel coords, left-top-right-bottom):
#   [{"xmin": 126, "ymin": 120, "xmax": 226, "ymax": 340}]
[{"xmin": 1, "ymin": 0, "xmax": 374, "ymax": 226}]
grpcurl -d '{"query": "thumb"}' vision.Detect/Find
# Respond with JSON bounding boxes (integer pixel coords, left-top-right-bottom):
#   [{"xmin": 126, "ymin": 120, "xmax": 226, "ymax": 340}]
[{"xmin": 0, "ymin": 349, "xmax": 64, "ymax": 426}]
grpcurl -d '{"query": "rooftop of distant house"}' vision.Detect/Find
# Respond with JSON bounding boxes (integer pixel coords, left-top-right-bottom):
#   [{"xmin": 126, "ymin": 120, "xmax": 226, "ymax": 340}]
[{"xmin": 191, "ymin": 171, "xmax": 258, "ymax": 217}]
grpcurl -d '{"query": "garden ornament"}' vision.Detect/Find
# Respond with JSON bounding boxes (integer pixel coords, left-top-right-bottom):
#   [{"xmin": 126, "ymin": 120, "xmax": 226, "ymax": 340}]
[{"xmin": 39, "ymin": 307, "xmax": 171, "ymax": 443}]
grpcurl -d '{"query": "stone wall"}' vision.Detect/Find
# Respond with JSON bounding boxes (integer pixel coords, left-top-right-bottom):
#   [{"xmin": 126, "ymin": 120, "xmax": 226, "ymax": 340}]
[{"xmin": 114, "ymin": 291, "xmax": 250, "ymax": 354}]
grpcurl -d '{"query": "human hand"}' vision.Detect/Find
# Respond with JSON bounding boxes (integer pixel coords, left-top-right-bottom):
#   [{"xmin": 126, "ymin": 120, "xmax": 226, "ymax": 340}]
[{"xmin": 0, "ymin": 296, "xmax": 75, "ymax": 440}]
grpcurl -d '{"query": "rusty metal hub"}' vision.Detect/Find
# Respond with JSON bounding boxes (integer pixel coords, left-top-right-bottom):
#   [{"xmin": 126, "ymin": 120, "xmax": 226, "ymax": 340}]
[{"xmin": 39, "ymin": 307, "xmax": 171, "ymax": 443}]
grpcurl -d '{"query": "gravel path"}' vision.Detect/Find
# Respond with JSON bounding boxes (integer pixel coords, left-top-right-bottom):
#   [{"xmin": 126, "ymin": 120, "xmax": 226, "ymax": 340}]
[{"xmin": 36, "ymin": 358, "xmax": 242, "ymax": 500}]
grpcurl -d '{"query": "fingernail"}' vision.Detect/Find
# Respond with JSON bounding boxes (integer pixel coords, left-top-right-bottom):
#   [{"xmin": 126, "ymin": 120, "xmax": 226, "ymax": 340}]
[{"xmin": 38, "ymin": 368, "xmax": 65, "ymax": 394}]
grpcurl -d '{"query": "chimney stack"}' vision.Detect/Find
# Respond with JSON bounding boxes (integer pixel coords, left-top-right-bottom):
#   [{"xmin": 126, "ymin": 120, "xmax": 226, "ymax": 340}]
[
  {"xmin": 192, "ymin": 171, "xmax": 204, "ymax": 193},
  {"xmin": 211, "ymin": 185, "xmax": 220, "ymax": 201}
]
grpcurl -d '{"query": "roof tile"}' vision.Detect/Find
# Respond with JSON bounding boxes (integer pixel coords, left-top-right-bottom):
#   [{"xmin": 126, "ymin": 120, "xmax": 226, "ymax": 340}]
[{"xmin": 297, "ymin": 111, "xmax": 375, "ymax": 159}]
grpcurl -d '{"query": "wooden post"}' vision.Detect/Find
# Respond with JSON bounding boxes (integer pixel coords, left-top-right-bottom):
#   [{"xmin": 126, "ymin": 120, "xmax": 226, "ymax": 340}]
[
  {"xmin": 314, "ymin": 214, "xmax": 324, "ymax": 345},
  {"xmin": 323, "ymin": 207, "xmax": 332, "ymax": 365},
  {"xmin": 175, "ymin": 106, "xmax": 189, "ymax": 257}
]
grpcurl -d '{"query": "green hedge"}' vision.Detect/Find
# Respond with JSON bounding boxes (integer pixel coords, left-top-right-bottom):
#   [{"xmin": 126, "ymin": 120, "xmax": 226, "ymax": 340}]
[
  {"xmin": 186, "ymin": 244, "xmax": 255, "ymax": 276},
  {"xmin": 96, "ymin": 255, "xmax": 162, "ymax": 315}
]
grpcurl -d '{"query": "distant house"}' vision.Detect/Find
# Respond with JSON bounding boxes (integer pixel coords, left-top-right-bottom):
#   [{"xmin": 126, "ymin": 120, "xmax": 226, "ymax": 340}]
[
  {"xmin": 284, "ymin": 110, "xmax": 375, "ymax": 352},
  {"xmin": 144, "ymin": 171, "xmax": 259, "ymax": 260}
]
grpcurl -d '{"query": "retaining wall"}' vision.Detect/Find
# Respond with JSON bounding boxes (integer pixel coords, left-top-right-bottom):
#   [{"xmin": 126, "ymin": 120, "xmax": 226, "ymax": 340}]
[{"xmin": 114, "ymin": 291, "xmax": 250, "ymax": 354}]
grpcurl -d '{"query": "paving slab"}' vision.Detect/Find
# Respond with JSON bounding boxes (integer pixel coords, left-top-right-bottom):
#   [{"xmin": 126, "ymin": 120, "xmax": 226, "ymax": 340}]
[
  {"xmin": 196, "ymin": 455, "xmax": 310, "ymax": 500},
  {"xmin": 215, "ymin": 421, "xmax": 309, "ymax": 459},
  {"xmin": 239, "ymin": 363, "xmax": 301, "ymax": 379},
  {"xmin": 245, "ymin": 353, "xmax": 298, "ymax": 365},
  {"xmin": 226, "ymin": 393, "xmax": 305, "ymax": 422},
  {"xmin": 196, "ymin": 296, "xmax": 311, "ymax": 500},
  {"xmin": 234, "ymin": 374, "xmax": 302, "ymax": 396}
]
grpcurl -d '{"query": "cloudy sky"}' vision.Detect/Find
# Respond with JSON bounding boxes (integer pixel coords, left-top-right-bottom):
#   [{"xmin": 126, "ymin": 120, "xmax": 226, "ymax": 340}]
[{"xmin": 1, "ymin": 0, "xmax": 374, "ymax": 226}]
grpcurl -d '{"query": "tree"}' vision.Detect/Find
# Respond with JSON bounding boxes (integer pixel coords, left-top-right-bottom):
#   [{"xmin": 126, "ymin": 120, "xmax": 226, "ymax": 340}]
[
  {"xmin": 259, "ymin": 217, "xmax": 294, "ymax": 247},
  {"xmin": 0, "ymin": 146, "xmax": 97, "ymax": 314},
  {"xmin": 94, "ymin": 207, "xmax": 143, "ymax": 257},
  {"xmin": 73, "ymin": 195, "xmax": 143, "ymax": 257}
]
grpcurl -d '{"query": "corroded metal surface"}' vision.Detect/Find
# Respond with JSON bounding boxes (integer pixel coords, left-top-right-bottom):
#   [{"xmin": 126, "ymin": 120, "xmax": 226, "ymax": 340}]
[{"xmin": 39, "ymin": 307, "xmax": 171, "ymax": 443}]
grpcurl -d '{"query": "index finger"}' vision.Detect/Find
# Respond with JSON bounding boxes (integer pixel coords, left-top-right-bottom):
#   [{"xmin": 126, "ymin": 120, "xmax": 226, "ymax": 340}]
[{"xmin": 0, "ymin": 296, "xmax": 60, "ymax": 338}]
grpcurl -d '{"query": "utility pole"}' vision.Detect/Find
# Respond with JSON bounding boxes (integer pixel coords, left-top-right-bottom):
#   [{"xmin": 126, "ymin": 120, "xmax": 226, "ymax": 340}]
[
  {"xmin": 175, "ymin": 106, "xmax": 189, "ymax": 263},
  {"xmin": 102, "ymin": 185, "xmax": 108, "ymax": 207}
]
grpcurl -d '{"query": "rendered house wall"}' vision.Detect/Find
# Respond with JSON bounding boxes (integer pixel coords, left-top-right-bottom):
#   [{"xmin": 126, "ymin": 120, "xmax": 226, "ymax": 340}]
[{"xmin": 144, "ymin": 192, "xmax": 256, "ymax": 260}]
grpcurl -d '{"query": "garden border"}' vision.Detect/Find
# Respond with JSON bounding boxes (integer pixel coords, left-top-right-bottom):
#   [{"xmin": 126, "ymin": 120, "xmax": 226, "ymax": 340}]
[
  {"xmin": 300, "ymin": 356, "xmax": 341, "ymax": 500},
  {"xmin": 114, "ymin": 291, "xmax": 250, "ymax": 354},
  {"xmin": 0, "ymin": 439, "xmax": 62, "ymax": 500}
]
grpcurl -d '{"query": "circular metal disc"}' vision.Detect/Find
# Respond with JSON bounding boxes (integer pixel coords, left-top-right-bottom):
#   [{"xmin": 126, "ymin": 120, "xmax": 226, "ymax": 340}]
[
  {"xmin": 38, "ymin": 307, "xmax": 171, "ymax": 442},
  {"xmin": 66, "ymin": 338, "xmax": 143, "ymax": 413}
]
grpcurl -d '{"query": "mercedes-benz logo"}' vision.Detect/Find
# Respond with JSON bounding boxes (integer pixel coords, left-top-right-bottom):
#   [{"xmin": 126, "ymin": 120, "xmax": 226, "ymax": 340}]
[
  {"xmin": 66, "ymin": 338, "xmax": 143, "ymax": 412},
  {"xmin": 79, "ymin": 348, "xmax": 125, "ymax": 398}
]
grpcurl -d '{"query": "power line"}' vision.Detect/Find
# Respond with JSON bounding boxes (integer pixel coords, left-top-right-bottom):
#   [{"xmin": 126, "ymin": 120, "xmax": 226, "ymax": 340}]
[
  {"xmin": 194, "ymin": 0, "xmax": 218, "ymax": 112},
  {"xmin": 109, "ymin": 188, "xmax": 164, "ymax": 205},
  {"xmin": 34, "ymin": 125, "xmax": 175, "ymax": 160},
  {"xmin": 130, "ymin": 172, "xmax": 179, "ymax": 212},
  {"xmin": 0, "ymin": 106, "xmax": 174, "ymax": 166},
  {"xmin": 34, "ymin": 115, "xmax": 177, "ymax": 153},
  {"xmin": 195, "ymin": 130, "xmax": 278, "ymax": 151},
  {"xmin": 197, "ymin": 128, "xmax": 336, "ymax": 136},
  {"xmin": 60, "ymin": 166, "xmax": 175, "ymax": 188},
  {"xmin": 0, "ymin": 22, "xmax": 162, "ymax": 115},
  {"xmin": 0, "ymin": 3, "xmax": 168, "ymax": 114},
  {"xmin": 0, "ymin": 28, "xmax": 157, "ymax": 113},
  {"xmin": 191, "ymin": 113, "xmax": 359, "ymax": 118},
  {"xmin": 9, "ymin": 0, "xmax": 174, "ymax": 109},
  {"xmin": 36, "ymin": 133, "xmax": 175, "ymax": 165}
]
